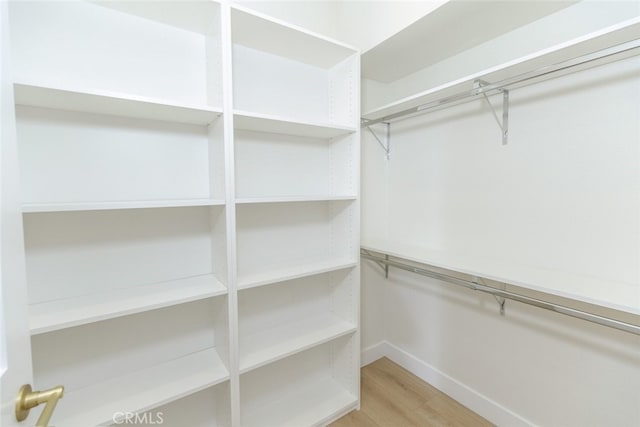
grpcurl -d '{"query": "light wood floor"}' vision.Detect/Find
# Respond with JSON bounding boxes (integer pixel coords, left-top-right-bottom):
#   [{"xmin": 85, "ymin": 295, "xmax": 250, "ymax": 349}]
[{"xmin": 330, "ymin": 358, "xmax": 493, "ymax": 427}]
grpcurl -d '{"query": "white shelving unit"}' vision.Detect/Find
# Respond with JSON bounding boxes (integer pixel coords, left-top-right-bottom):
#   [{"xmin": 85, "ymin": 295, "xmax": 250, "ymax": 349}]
[
  {"xmin": 231, "ymin": 5, "xmax": 360, "ymax": 425},
  {"xmin": 7, "ymin": 1, "xmax": 359, "ymax": 426}
]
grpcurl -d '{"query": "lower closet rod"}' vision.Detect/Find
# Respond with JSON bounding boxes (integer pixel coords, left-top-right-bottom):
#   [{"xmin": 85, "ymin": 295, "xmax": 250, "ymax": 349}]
[{"xmin": 361, "ymin": 250, "xmax": 640, "ymax": 336}]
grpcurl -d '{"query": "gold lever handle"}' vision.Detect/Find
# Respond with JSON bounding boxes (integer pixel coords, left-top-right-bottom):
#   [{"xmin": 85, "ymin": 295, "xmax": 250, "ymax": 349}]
[{"xmin": 15, "ymin": 384, "xmax": 64, "ymax": 427}]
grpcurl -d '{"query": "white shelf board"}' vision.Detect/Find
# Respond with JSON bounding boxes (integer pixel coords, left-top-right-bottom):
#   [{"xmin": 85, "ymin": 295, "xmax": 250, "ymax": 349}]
[
  {"xmin": 54, "ymin": 347, "xmax": 229, "ymax": 427},
  {"xmin": 236, "ymin": 195, "xmax": 356, "ymax": 205},
  {"xmin": 93, "ymin": 0, "xmax": 220, "ymax": 36},
  {"xmin": 362, "ymin": 1, "xmax": 576, "ymax": 82},
  {"xmin": 243, "ymin": 376, "xmax": 357, "ymax": 427},
  {"xmin": 362, "ymin": 239, "xmax": 640, "ymax": 316},
  {"xmin": 14, "ymin": 82, "xmax": 222, "ymax": 125},
  {"xmin": 363, "ymin": 17, "xmax": 640, "ymax": 121},
  {"xmin": 231, "ymin": 5, "xmax": 357, "ymax": 69},
  {"xmin": 238, "ymin": 259, "xmax": 358, "ymax": 291},
  {"xmin": 30, "ymin": 274, "xmax": 227, "ymax": 335},
  {"xmin": 234, "ymin": 110, "xmax": 356, "ymax": 138},
  {"xmin": 239, "ymin": 313, "xmax": 356, "ymax": 374},
  {"xmin": 22, "ymin": 199, "xmax": 225, "ymax": 213}
]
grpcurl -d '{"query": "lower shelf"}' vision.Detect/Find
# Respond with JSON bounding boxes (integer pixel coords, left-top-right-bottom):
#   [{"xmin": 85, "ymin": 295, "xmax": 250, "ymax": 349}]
[
  {"xmin": 130, "ymin": 385, "xmax": 230, "ymax": 427},
  {"xmin": 240, "ymin": 313, "xmax": 356, "ymax": 374},
  {"xmin": 242, "ymin": 376, "xmax": 357, "ymax": 427},
  {"xmin": 53, "ymin": 348, "xmax": 229, "ymax": 427}
]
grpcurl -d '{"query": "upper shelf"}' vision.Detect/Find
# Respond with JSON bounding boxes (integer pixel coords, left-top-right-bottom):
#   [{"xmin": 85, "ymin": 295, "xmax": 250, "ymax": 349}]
[
  {"xmin": 362, "ymin": 17, "xmax": 640, "ymax": 122},
  {"xmin": 14, "ymin": 82, "xmax": 222, "ymax": 125},
  {"xmin": 361, "ymin": 1, "xmax": 576, "ymax": 82},
  {"xmin": 92, "ymin": 0, "xmax": 221, "ymax": 36},
  {"xmin": 231, "ymin": 6, "xmax": 357, "ymax": 69},
  {"xmin": 234, "ymin": 110, "xmax": 356, "ymax": 139}
]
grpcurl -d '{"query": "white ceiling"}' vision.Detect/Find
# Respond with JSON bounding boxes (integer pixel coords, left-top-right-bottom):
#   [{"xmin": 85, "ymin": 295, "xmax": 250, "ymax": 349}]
[{"xmin": 362, "ymin": 0, "xmax": 578, "ymax": 83}]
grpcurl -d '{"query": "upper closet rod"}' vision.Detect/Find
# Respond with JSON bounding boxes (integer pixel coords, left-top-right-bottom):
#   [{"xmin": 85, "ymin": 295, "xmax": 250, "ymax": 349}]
[
  {"xmin": 361, "ymin": 249, "xmax": 640, "ymax": 336},
  {"xmin": 361, "ymin": 38, "xmax": 640, "ymax": 128}
]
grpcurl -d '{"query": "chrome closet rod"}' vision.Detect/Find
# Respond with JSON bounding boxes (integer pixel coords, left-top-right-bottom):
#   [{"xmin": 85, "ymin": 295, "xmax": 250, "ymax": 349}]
[
  {"xmin": 361, "ymin": 250, "xmax": 640, "ymax": 336},
  {"xmin": 361, "ymin": 38, "xmax": 640, "ymax": 127}
]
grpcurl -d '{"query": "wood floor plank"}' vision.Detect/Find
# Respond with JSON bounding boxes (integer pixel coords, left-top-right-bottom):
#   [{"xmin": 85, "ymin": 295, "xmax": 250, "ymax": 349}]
[
  {"xmin": 330, "ymin": 408, "xmax": 380, "ymax": 427},
  {"xmin": 330, "ymin": 357, "xmax": 494, "ymax": 427}
]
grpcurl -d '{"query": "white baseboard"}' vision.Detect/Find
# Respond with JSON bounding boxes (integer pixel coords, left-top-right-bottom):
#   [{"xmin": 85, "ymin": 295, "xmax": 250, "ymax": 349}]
[
  {"xmin": 360, "ymin": 341, "xmax": 387, "ymax": 366},
  {"xmin": 363, "ymin": 341, "xmax": 532, "ymax": 427}
]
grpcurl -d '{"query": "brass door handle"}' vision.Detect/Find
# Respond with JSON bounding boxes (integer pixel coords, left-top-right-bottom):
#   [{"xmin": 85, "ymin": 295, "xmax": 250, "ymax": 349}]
[{"xmin": 15, "ymin": 384, "xmax": 64, "ymax": 427}]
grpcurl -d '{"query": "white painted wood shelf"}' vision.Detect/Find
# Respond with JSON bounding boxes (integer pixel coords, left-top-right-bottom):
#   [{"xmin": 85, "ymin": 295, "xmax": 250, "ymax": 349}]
[
  {"xmin": 235, "ymin": 195, "xmax": 356, "ymax": 205},
  {"xmin": 22, "ymin": 199, "xmax": 225, "ymax": 213},
  {"xmin": 14, "ymin": 82, "xmax": 222, "ymax": 125},
  {"xmin": 234, "ymin": 110, "xmax": 356, "ymax": 139},
  {"xmin": 239, "ymin": 313, "xmax": 356, "ymax": 374},
  {"xmin": 238, "ymin": 259, "xmax": 357, "ymax": 291},
  {"xmin": 362, "ymin": 240, "xmax": 640, "ymax": 316},
  {"xmin": 231, "ymin": 6, "xmax": 356, "ymax": 69},
  {"xmin": 242, "ymin": 376, "xmax": 357, "ymax": 427},
  {"xmin": 54, "ymin": 347, "xmax": 229, "ymax": 427},
  {"xmin": 30, "ymin": 274, "xmax": 227, "ymax": 335},
  {"xmin": 363, "ymin": 17, "xmax": 640, "ymax": 121}
]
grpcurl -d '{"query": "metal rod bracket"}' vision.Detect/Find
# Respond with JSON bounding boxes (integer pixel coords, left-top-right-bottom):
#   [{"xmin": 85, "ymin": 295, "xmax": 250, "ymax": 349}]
[
  {"xmin": 364, "ymin": 121, "xmax": 391, "ymax": 159},
  {"xmin": 473, "ymin": 275, "xmax": 506, "ymax": 315},
  {"xmin": 362, "ymin": 249, "xmax": 388, "ymax": 275},
  {"xmin": 384, "ymin": 254, "xmax": 389, "ymax": 279},
  {"xmin": 474, "ymin": 79, "xmax": 509, "ymax": 145},
  {"xmin": 495, "ymin": 295, "xmax": 506, "ymax": 315}
]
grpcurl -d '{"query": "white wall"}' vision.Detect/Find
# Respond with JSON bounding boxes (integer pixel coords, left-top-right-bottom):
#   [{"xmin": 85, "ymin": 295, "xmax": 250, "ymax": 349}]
[
  {"xmin": 360, "ymin": 1, "xmax": 640, "ymax": 426},
  {"xmin": 365, "ymin": 263, "xmax": 640, "ymax": 427},
  {"xmin": 361, "ymin": 57, "xmax": 640, "ymax": 425}
]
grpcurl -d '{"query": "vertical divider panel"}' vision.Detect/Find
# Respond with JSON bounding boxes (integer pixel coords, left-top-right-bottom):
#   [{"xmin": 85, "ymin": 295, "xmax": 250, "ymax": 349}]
[
  {"xmin": 342, "ymin": 52, "xmax": 361, "ymax": 409},
  {"xmin": 205, "ymin": 4, "xmax": 223, "ymax": 111},
  {"xmin": 219, "ymin": 4, "xmax": 240, "ymax": 426}
]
